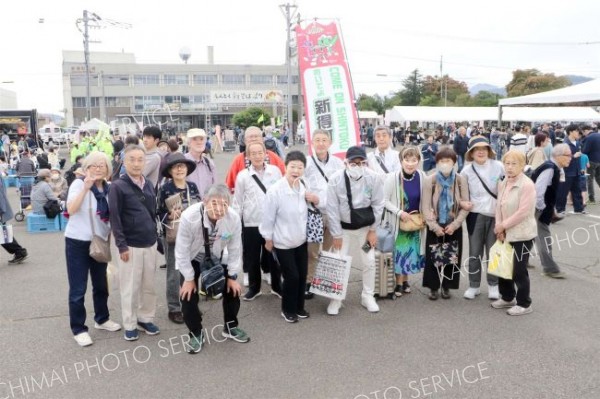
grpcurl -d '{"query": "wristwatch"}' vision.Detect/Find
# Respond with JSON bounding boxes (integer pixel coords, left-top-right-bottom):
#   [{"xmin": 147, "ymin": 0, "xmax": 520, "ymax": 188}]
[{"xmin": 228, "ymin": 274, "xmax": 238, "ymax": 281}]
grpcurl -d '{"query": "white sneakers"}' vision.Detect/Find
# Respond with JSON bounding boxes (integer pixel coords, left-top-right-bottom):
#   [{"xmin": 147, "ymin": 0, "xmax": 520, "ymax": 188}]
[
  {"xmin": 507, "ymin": 305, "xmax": 533, "ymax": 316},
  {"xmin": 488, "ymin": 285, "xmax": 500, "ymax": 300},
  {"xmin": 94, "ymin": 320, "xmax": 122, "ymax": 332},
  {"xmin": 463, "ymin": 287, "xmax": 481, "ymax": 300},
  {"xmin": 361, "ymin": 296, "xmax": 380, "ymax": 313},
  {"xmin": 491, "ymin": 298, "xmax": 517, "ymax": 309},
  {"xmin": 463, "ymin": 286, "xmax": 499, "ymax": 300},
  {"xmin": 327, "ymin": 299, "xmax": 342, "ymax": 315},
  {"xmin": 243, "ymin": 273, "xmax": 249, "ymax": 287},
  {"xmin": 74, "ymin": 332, "xmax": 93, "ymax": 347}
]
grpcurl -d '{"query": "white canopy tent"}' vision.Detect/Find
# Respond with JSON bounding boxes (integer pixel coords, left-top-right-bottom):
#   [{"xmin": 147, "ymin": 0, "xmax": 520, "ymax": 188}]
[
  {"xmin": 385, "ymin": 106, "xmax": 599, "ymax": 124},
  {"xmin": 499, "ymin": 79, "xmax": 600, "ymax": 106}
]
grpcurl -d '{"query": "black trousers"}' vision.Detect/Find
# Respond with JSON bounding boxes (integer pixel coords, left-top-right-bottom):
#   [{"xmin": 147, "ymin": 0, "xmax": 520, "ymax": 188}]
[
  {"xmin": 275, "ymin": 243, "xmax": 308, "ymax": 315},
  {"xmin": 241, "ymin": 225, "xmax": 270, "ymax": 274},
  {"xmin": 180, "ymin": 260, "xmax": 240, "ymax": 337},
  {"xmin": 243, "ymin": 226, "xmax": 280, "ymax": 293},
  {"xmin": 1, "ymin": 237, "xmax": 26, "ymax": 255},
  {"xmin": 498, "ymin": 240, "xmax": 533, "ymax": 308}
]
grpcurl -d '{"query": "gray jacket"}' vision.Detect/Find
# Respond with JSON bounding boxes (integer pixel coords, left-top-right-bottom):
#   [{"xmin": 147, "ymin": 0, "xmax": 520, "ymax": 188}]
[{"xmin": 31, "ymin": 181, "xmax": 58, "ymax": 215}]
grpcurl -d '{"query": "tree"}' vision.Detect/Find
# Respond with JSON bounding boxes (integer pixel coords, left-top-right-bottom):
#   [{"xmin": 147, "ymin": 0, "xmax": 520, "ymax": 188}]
[
  {"xmin": 422, "ymin": 75, "xmax": 469, "ymax": 103},
  {"xmin": 231, "ymin": 107, "xmax": 271, "ymax": 129},
  {"xmin": 472, "ymin": 90, "xmax": 501, "ymax": 106},
  {"xmin": 505, "ymin": 69, "xmax": 571, "ymax": 97},
  {"xmin": 356, "ymin": 93, "xmax": 385, "ymax": 115},
  {"xmin": 397, "ymin": 69, "xmax": 424, "ymax": 105}
]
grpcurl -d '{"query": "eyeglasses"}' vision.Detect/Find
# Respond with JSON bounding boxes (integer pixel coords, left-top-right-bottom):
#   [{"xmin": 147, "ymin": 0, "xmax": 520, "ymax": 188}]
[
  {"xmin": 172, "ymin": 164, "xmax": 187, "ymax": 170},
  {"xmin": 89, "ymin": 164, "xmax": 106, "ymax": 170}
]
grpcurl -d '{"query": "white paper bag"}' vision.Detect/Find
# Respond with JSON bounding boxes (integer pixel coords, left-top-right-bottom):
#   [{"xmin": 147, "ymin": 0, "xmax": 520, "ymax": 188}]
[
  {"xmin": 0, "ymin": 224, "xmax": 13, "ymax": 244},
  {"xmin": 309, "ymin": 250, "xmax": 352, "ymax": 300}
]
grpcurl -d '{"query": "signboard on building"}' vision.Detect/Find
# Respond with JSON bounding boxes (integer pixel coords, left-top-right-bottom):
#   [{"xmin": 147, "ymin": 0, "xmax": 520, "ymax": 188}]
[
  {"xmin": 210, "ymin": 90, "xmax": 283, "ymax": 104},
  {"xmin": 295, "ymin": 21, "xmax": 360, "ymax": 157}
]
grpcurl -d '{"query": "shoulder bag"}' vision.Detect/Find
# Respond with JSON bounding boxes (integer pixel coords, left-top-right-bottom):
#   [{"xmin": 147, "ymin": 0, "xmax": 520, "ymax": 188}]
[
  {"xmin": 340, "ymin": 172, "xmax": 375, "ymax": 230},
  {"xmin": 165, "ymin": 186, "xmax": 190, "ymax": 244},
  {"xmin": 300, "ymin": 179, "xmax": 324, "ymax": 243},
  {"xmin": 398, "ymin": 173, "xmax": 425, "ymax": 232},
  {"xmin": 88, "ymin": 195, "xmax": 111, "ymax": 263},
  {"xmin": 199, "ymin": 205, "xmax": 226, "ymax": 299},
  {"xmin": 471, "ymin": 165, "xmax": 497, "ymax": 199}
]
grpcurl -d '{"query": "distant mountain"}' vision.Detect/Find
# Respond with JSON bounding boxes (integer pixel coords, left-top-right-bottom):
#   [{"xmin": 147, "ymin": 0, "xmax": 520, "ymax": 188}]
[
  {"xmin": 469, "ymin": 84, "xmax": 506, "ymax": 96},
  {"xmin": 565, "ymin": 75, "xmax": 594, "ymax": 85}
]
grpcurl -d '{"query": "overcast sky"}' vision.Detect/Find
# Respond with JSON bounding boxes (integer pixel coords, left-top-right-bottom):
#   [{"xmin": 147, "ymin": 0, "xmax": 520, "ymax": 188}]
[{"xmin": 2, "ymin": 0, "xmax": 599, "ymax": 114}]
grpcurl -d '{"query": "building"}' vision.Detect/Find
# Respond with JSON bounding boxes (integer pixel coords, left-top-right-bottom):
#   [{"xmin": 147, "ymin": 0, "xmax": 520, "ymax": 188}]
[
  {"xmin": 0, "ymin": 87, "xmax": 17, "ymax": 109},
  {"xmin": 62, "ymin": 50, "xmax": 300, "ymax": 134}
]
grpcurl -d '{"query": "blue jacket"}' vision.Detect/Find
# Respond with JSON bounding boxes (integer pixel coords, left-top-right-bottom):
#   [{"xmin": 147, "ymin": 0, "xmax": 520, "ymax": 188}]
[
  {"xmin": 108, "ymin": 174, "xmax": 157, "ymax": 253},
  {"xmin": 582, "ymin": 132, "xmax": 600, "ymax": 163}
]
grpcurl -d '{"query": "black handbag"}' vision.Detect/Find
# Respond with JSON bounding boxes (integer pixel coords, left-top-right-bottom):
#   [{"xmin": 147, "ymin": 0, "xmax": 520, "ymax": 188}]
[
  {"xmin": 340, "ymin": 171, "xmax": 375, "ymax": 230},
  {"xmin": 199, "ymin": 206, "xmax": 225, "ymax": 298},
  {"xmin": 43, "ymin": 199, "xmax": 61, "ymax": 219}
]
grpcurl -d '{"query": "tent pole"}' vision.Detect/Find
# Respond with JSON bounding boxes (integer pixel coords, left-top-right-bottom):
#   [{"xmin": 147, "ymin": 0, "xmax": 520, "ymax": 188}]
[{"xmin": 497, "ymin": 105, "xmax": 503, "ymax": 128}]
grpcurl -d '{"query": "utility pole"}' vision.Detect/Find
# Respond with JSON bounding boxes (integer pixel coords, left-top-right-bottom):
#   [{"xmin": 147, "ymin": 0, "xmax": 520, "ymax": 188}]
[
  {"xmin": 76, "ymin": 11, "xmax": 131, "ymax": 122},
  {"xmin": 280, "ymin": 3, "xmax": 298, "ymax": 131}
]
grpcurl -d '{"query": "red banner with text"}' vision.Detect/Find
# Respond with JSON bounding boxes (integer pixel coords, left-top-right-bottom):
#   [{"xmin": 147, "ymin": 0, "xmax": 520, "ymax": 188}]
[{"xmin": 295, "ymin": 21, "xmax": 360, "ymax": 158}]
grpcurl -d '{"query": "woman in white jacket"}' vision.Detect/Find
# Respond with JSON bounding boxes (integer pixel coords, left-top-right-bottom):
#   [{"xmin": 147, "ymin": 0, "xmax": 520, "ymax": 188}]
[
  {"xmin": 383, "ymin": 146, "xmax": 426, "ymax": 297},
  {"xmin": 260, "ymin": 151, "xmax": 316, "ymax": 323},
  {"xmin": 234, "ymin": 142, "xmax": 282, "ymax": 301}
]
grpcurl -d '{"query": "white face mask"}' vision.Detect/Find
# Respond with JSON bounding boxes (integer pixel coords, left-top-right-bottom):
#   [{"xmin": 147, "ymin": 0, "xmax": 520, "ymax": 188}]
[
  {"xmin": 437, "ymin": 163, "xmax": 454, "ymax": 176},
  {"xmin": 347, "ymin": 165, "xmax": 364, "ymax": 179},
  {"xmin": 51, "ymin": 174, "xmax": 60, "ymax": 181}
]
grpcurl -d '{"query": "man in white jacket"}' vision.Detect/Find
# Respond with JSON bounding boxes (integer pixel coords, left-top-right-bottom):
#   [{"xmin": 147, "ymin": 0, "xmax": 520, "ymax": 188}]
[
  {"xmin": 176, "ymin": 184, "xmax": 249, "ymax": 353},
  {"xmin": 367, "ymin": 125, "xmax": 400, "ymax": 177},
  {"xmin": 327, "ymin": 146, "xmax": 385, "ymax": 315}
]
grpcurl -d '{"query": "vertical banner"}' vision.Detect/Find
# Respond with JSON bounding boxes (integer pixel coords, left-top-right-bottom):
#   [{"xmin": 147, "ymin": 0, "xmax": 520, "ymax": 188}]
[{"xmin": 295, "ymin": 21, "xmax": 360, "ymax": 158}]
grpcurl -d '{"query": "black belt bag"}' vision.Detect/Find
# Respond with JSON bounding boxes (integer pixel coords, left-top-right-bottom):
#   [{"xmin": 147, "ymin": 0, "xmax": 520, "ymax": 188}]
[{"xmin": 340, "ymin": 172, "xmax": 375, "ymax": 230}]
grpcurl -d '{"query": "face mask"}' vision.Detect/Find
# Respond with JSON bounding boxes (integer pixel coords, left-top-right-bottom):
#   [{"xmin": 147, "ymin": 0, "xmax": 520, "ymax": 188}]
[
  {"xmin": 51, "ymin": 174, "xmax": 60, "ymax": 181},
  {"xmin": 347, "ymin": 165, "xmax": 364, "ymax": 179},
  {"xmin": 437, "ymin": 163, "xmax": 453, "ymax": 176}
]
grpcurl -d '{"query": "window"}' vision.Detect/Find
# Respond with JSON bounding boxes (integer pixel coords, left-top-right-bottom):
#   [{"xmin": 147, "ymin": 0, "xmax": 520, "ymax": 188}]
[
  {"xmin": 250, "ymin": 74, "xmax": 273, "ymax": 85},
  {"xmin": 72, "ymin": 97, "xmax": 100, "ymax": 107},
  {"xmin": 164, "ymin": 74, "xmax": 189, "ymax": 85},
  {"xmin": 277, "ymin": 75, "xmax": 299, "ymax": 84},
  {"xmin": 134, "ymin": 96, "xmax": 163, "ymax": 111},
  {"xmin": 105, "ymin": 97, "xmax": 131, "ymax": 107},
  {"xmin": 70, "ymin": 74, "xmax": 98, "ymax": 86},
  {"xmin": 191, "ymin": 95, "xmax": 209, "ymax": 103},
  {"xmin": 222, "ymin": 74, "xmax": 245, "ymax": 85},
  {"xmin": 103, "ymin": 74, "xmax": 129, "ymax": 86},
  {"xmin": 193, "ymin": 74, "xmax": 217, "ymax": 85},
  {"xmin": 134, "ymin": 74, "xmax": 159, "ymax": 85}
]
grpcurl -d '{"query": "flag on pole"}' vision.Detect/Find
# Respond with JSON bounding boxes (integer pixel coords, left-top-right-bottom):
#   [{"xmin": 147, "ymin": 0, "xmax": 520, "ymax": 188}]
[{"xmin": 257, "ymin": 114, "xmax": 264, "ymax": 123}]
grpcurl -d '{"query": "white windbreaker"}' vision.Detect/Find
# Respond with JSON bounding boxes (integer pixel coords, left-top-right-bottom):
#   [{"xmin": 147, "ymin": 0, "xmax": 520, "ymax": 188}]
[{"xmin": 233, "ymin": 164, "xmax": 282, "ymax": 227}]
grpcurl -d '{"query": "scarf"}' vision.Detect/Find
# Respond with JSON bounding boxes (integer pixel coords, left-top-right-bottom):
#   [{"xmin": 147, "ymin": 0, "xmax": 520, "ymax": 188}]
[
  {"xmin": 90, "ymin": 181, "xmax": 110, "ymax": 223},
  {"xmin": 436, "ymin": 171, "xmax": 455, "ymax": 224}
]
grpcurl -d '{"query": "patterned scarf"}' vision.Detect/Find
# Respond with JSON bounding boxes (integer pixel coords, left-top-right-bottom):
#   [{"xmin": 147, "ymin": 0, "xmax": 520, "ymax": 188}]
[
  {"xmin": 90, "ymin": 180, "xmax": 110, "ymax": 223},
  {"xmin": 436, "ymin": 171, "xmax": 455, "ymax": 224}
]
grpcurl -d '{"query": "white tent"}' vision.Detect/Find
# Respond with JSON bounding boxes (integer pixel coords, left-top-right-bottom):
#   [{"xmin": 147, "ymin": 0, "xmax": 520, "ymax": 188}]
[
  {"xmin": 80, "ymin": 118, "xmax": 109, "ymax": 131},
  {"xmin": 385, "ymin": 106, "xmax": 599, "ymax": 124},
  {"xmin": 499, "ymin": 79, "xmax": 600, "ymax": 106}
]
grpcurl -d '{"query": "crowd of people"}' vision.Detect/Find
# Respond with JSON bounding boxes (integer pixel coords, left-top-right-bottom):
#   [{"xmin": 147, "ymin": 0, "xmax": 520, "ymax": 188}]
[{"xmin": 4, "ymin": 120, "xmax": 596, "ymax": 353}]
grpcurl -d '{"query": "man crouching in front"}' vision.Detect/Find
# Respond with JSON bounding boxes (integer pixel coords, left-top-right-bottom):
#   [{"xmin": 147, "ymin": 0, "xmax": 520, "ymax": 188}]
[{"xmin": 176, "ymin": 184, "xmax": 249, "ymax": 354}]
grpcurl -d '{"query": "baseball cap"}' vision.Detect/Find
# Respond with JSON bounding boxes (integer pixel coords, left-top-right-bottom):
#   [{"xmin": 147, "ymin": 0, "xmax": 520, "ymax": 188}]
[{"xmin": 345, "ymin": 146, "xmax": 367, "ymax": 161}]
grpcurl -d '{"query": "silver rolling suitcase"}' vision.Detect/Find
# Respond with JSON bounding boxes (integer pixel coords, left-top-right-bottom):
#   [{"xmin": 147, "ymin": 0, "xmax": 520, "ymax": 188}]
[{"xmin": 374, "ymin": 250, "xmax": 396, "ymax": 300}]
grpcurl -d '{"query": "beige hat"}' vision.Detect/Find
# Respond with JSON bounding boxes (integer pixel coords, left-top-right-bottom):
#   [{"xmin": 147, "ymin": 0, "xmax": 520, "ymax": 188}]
[
  {"xmin": 37, "ymin": 169, "xmax": 51, "ymax": 179},
  {"xmin": 187, "ymin": 128, "xmax": 207, "ymax": 139}
]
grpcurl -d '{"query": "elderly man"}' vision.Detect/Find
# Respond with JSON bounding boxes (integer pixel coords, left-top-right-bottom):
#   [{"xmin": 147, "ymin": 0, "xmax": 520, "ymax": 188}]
[
  {"xmin": 184, "ymin": 128, "xmax": 216, "ymax": 199},
  {"xmin": 366, "ymin": 125, "xmax": 400, "ymax": 176},
  {"xmin": 531, "ymin": 144, "xmax": 572, "ymax": 279},
  {"xmin": 109, "ymin": 144, "xmax": 159, "ymax": 341},
  {"xmin": 327, "ymin": 146, "xmax": 385, "ymax": 315},
  {"xmin": 225, "ymin": 126, "xmax": 286, "ymax": 192},
  {"xmin": 176, "ymin": 184, "xmax": 249, "ymax": 353}
]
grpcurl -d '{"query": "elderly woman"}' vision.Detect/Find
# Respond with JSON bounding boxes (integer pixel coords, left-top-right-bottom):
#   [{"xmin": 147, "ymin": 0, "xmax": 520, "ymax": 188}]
[
  {"xmin": 422, "ymin": 147, "xmax": 470, "ymax": 300},
  {"xmin": 491, "ymin": 150, "xmax": 537, "ymax": 316},
  {"xmin": 65, "ymin": 151, "xmax": 121, "ymax": 347},
  {"xmin": 31, "ymin": 169, "xmax": 60, "ymax": 215},
  {"xmin": 460, "ymin": 137, "xmax": 504, "ymax": 300},
  {"xmin": 157, "ymin": 152, "xmax": 201, "ymax": 324},
  {"xmin": 383, "ymin": 146, "xmax": 426, "ymax": 296},
  {"xmin": 234, "ymin": 141, "xmax": 283, "ymax": 301},
  {"xmin": 49, "ymin": 166, "xmax": 69, "ymax": 200}
]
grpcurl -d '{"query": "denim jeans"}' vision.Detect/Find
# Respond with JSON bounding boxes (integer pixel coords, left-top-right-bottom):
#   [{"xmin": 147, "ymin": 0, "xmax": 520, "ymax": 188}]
[
  {"xmin": 457, "ymin": 155, "xmax": 465, "ymax": 173},
  {"xmin": 65, "ymin": 237, "xmax": 110, "ymax": 335}
]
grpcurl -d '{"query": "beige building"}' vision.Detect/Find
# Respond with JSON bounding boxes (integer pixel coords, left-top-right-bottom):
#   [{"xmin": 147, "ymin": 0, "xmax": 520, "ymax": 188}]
[{"xmin": 62, "ymin": 50, "xmax": 299, "ymax": 133}]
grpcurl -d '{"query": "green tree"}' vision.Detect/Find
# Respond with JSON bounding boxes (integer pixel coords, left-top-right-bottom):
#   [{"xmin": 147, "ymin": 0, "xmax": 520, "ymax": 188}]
[
  {"xmin": 232, "ymin": 107, "xmax": 271, "ymax": 129},
  {"xmin": 422, "ymin": 75, "xmax": 469, "ymax": 104},
  {"xmin": 505, "ymin": 69, "xmax": 571, "ymax": 97},
  {"xmin": 356, "ymin": 93, "xmax": 385, "ymax": 115},
  {"xmin": 419, "ymin": 95, "xmax": 442, "ymax": 106},
  {"xmin": 472, "ymin": 90, "xmax": 501, "ymax": 106},
  {"xmin": 398, "ymin": 69, "xmax": 423, "ymax": 105}
]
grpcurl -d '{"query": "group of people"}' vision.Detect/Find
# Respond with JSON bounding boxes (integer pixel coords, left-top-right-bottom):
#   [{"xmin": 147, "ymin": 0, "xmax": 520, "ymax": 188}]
[{"xmin": 59, "ymin": 120, "xmax": 593, "ymax": 354}]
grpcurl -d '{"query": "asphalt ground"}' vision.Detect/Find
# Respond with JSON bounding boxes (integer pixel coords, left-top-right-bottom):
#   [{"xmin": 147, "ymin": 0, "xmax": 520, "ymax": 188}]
[{"xmin": 0, "ymin": 144, "xmax": 599, "ymax": 399}]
